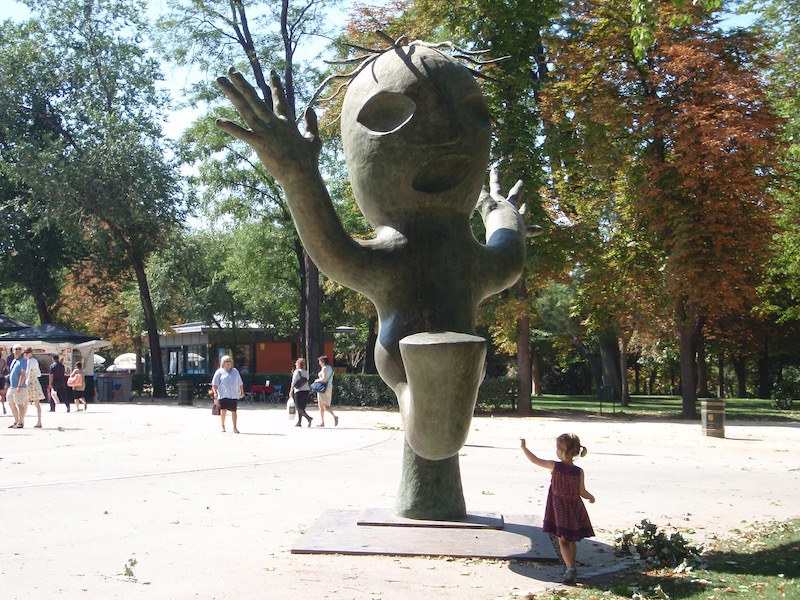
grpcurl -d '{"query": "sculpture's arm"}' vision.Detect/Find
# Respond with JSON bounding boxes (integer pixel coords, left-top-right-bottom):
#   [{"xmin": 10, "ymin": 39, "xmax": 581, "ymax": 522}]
[
  {"xmin": 474, "ymin": 167, "xmax": 529, "ymax": 294},
  {"xmin": 216, "ymin": 69, "xmax": 371, "ymax": 285}
]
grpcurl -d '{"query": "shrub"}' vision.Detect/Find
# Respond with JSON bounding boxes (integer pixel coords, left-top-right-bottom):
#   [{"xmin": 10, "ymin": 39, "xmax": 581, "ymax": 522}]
[
  {"xmin": 772, "ymin": 366, "xmax": 799, "ymax": 410},
  {"xmin": 333, "ymin": 373, "xmax": 396, "ymax": 407},
  {"xmin": 614, "ymin": 519, "xmax": 702, "ymax": 567},
  {"xmin": 476, "ymin": 377, "xmax": 518, "ymax": 411}
]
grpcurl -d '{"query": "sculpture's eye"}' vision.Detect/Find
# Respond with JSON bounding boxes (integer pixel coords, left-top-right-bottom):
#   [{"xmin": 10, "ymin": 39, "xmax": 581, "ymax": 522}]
[{"xmin": 357, "ymin": 92, "xmax": 416, "ymax": 134}]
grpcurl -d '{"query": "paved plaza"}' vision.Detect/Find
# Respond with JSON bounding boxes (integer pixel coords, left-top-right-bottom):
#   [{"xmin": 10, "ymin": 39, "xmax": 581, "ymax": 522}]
[{"xmin": 1, "ymin": 400, "xmax": 798, "ymax": 599}]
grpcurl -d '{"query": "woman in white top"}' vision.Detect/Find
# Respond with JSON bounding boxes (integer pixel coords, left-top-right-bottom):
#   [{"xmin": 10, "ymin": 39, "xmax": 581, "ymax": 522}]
[
  {"xmin": 23, "ymin": 348, "xmax": 45, "ymax": 428},
  {"xmin": 313, "ymin": 355, "xmax": 337, "ymax": 427},
  {"xmin": 211, "ymin": 355, "xmax": 244, "ymax": 433}
]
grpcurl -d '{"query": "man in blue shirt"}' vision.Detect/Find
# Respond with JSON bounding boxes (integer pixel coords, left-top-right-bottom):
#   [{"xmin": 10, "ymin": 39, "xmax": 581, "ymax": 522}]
[
  {"xmin": 7, "ymin": 343, "xmax": 27, "ymax": 428},
  {"xmin": 211, "ymin": 355, "xmax": 244, "ymax": 433}
]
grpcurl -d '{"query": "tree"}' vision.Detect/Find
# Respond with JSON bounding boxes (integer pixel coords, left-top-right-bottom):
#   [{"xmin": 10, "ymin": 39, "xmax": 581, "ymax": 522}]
[
  {"xmin": 541, "ymin": 0, "xmax": 782, "ymax": 416},
  {"xmin": 0, "ymin": 177, "xmax": 71, "ymax": 324},
  {"xmin": 345, "ymin": 0, "xmax": 563, "ymax": 414},
  {"xmin": 0, "ymin": 1, "xmax": 184, "ymax": 396},
  {"xmin": 748, "ymin": 0, "xmax": 800, "ymax": 389},
  {"xmin": 158, "ymin": 0, "xmax": 336, "ymax": 369}
]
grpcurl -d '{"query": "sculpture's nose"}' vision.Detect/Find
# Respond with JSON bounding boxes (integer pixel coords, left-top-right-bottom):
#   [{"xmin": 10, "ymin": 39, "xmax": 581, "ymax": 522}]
[{"xmin": 397, "ymin": 332, "xmax": 486, "ymax": 461}]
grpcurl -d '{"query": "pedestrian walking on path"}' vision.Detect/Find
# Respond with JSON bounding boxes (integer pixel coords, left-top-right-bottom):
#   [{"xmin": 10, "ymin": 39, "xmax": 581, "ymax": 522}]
[
  {"xmin": 23, "ymin": 348, "xmax": 45, "ymax": 427},
  {"xmin": 312, "ymin": 355, "xmax": 337, "ymax": 427},
  {"xmin": 7, "ymin": 344, "xmax": 27, "ymax": 428},
  {"xmin": 211, "ymin": 355, "xmax": 244, "ymax": 433},
  {"xmin": 289, "ymin": 358, "xmax": 313, "ymax": 427}
]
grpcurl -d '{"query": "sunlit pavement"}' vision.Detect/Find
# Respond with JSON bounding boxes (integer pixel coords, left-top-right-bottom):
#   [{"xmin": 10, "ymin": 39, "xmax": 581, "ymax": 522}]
[{"xmin": 2, "ymin": 401, "xmax": 798, "ymax": 599}]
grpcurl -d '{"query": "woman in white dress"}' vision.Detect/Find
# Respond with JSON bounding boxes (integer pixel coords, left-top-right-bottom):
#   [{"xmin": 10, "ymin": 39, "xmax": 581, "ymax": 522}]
[
  {"xmin": 313, "ymin": 355, "xmax": 337, "ymax": 427},
  {"xmin": 23, "ymin": 348, "xmax": 45, "ymax": 428}
]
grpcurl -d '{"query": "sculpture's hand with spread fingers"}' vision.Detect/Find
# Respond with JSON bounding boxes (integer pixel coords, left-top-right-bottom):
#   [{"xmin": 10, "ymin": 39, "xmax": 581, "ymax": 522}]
[{"xmin": 216, "ymin": 69, "xmax": 322, "ymax": 188}]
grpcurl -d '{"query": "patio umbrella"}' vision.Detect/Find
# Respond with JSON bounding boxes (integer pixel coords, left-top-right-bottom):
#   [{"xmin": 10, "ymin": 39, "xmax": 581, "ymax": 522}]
[
  {"xmin": 0, "ymin": 313, "xmax": 29, "ymax": 333},
  {"xmin": 113, "ymin": 353, "xmax": 142, "ymax": 365},
  {"xmin": 0, "ymin": 324, "xmax": 98, "ymax": 344}
]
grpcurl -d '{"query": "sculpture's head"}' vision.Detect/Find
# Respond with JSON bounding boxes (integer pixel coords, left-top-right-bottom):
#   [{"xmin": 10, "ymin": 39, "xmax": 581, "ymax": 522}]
[{"xmin": 341, "ymin": 45, "xmax": 491, "ymax": 229}]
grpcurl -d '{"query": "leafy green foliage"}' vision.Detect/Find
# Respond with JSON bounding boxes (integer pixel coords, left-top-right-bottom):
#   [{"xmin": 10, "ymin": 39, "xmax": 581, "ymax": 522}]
[
  {"xmin": 333, "ymin": 373, "xmax": 396, "ymax": 407},
  {"xmin": 475, "ymin": 377, "xmax": 519, "ymax": 412},
  {"xmin": 559, "ymin": 519, "xmax": 800, "ymax": 600},
  {"xmin": 615, "ymin": 519, "xmax": 702, "ymax": 568},
  {"xmin": 1, "ymin": 0, "xmax": 184, "ymax": 396},
  {"xmin": 771, "ymin": 366, "xmax": 799, "ymax": 410}
]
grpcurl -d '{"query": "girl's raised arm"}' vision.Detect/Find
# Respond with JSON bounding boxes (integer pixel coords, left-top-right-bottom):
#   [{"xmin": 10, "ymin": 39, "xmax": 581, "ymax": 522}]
[{"xmin": 520, "ymin": 438, "xmax": 556, "ymax": 471}]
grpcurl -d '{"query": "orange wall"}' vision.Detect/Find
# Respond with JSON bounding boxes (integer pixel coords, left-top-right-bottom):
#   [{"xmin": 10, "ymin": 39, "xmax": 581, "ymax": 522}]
[
  {"xmin": 255, "ymin": 341, "xmax": 335, "ymax": 374},
  {"xmin": 256, "ymin": 342, "xmax": 294, "ymax": 374}
]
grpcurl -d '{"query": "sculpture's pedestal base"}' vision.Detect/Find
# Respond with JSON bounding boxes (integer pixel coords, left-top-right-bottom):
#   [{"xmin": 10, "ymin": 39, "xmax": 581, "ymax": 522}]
[{"xmin": 291, "ymin": 509, "xmax": 560, "ymax": 560}]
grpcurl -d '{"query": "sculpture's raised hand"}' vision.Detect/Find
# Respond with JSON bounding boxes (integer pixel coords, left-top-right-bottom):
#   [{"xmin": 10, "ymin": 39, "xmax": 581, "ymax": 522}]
[
  {"xmin": 216, "ymin": 69, "xmax": 322, "ymax": 185},
  {"xmin": 475, "ymin": 166, "xmax": 526, "ymax": 227}
]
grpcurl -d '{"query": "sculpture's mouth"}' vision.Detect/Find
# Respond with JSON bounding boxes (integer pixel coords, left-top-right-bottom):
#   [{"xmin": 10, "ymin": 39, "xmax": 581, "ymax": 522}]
[{"xmin": 411, "ymin": 155, "xmax": 471, "ymax": 193}]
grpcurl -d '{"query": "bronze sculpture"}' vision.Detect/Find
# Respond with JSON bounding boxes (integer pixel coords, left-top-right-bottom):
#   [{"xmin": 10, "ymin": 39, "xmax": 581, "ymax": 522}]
[{"xmin": 217, "ymin": 42, "xmax": 527, "ymax": 519}]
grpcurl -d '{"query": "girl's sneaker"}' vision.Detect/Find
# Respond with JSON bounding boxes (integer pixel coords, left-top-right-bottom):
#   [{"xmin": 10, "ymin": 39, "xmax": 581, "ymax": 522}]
[{"xmin": 562, "ymin": 567, "xmax": 577, "ymax": 585}]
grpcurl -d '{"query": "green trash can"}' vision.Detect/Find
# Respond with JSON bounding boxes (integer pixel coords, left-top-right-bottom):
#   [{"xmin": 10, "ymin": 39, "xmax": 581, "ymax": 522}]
[
  {"xmin": 177, "ymin": 381, "xmax": 193, "ymax": 406},
  {"xmin": 701, "ymin": 399, "xmax": 725, "ymax": 438}
]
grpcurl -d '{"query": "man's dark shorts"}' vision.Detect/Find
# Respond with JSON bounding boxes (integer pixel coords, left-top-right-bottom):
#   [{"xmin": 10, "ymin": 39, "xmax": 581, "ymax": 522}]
[{"xmin": 219, "ymin": 398, "xmax": 238, "ymax": 412}]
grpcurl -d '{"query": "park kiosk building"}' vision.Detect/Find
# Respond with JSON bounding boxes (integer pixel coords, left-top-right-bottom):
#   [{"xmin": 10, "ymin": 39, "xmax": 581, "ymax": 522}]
[{"xmin": 159, "ymin": 319, "xmax": 334, "ymax": 377}]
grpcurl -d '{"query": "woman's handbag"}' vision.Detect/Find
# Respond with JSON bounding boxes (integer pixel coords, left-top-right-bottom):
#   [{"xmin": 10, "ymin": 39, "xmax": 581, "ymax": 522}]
[
  {"xmin": 212, "ymin": 403, "xmax": 220, "ymax": 416},
  {"xmin": 310, "ymin": 381, "xmax": 328, "ymax": 393},
  {"xmin": 67, "ymin": 371, "xmax": 84, "ymax": 388}
]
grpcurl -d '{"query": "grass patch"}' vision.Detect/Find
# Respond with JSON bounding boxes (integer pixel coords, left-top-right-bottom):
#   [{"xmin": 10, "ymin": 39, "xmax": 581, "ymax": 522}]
[
  {"xmin": 525, "ymin": 519, "xmax": 800, "ymax": 600},
  {"xmin": 523, "ymin": 395, "xmax": 800, "ymax": 421}
]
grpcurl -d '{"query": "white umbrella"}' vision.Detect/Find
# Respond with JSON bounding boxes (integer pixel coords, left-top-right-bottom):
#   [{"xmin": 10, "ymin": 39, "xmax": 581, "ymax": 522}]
[
  {"xmin": 113, "ymin": 353, "xmax": 142, "ymax": 365},
  {"xmin": 105, "ymin": 363, "xmax": 135, "ymax": 372},
  {"xmin": 93, "ymin": 355, "xmax": 106, "ymax": 365}
]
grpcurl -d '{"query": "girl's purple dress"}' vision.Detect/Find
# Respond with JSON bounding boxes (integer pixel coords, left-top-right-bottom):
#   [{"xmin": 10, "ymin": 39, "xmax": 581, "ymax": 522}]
[{"xmin": 542, "ymin": 462, "xmax": 595, "ymax": 542}]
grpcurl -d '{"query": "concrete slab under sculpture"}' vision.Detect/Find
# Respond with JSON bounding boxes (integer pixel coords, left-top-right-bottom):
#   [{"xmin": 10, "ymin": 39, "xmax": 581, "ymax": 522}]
[
  {"xmin": 217, "ymin": 40, "xmax": 527, "ymax": 521},
  {"xmin": 291, "ymin": 509, "xmax": 560, "ymax": 561}
]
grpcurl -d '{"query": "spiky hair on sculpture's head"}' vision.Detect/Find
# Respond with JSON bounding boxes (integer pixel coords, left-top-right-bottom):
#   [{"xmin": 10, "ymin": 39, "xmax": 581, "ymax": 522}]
[{"xmin": 304, "ymin": 30, "xmax": 508, "ymax": 113}]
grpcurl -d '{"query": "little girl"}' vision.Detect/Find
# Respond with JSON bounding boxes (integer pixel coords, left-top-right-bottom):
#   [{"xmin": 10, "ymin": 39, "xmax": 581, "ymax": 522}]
[{"xmin": 521, "ymin": 433, "xmax": 596, "ymax": 585}]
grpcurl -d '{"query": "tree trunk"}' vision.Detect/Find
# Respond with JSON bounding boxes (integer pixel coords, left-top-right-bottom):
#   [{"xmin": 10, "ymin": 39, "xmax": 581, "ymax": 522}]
[
  {"xmin": 130, "ymin": 250, "xmax": 165, "ymax": 397},
  {"xmin": 515, "ymin": 279, "xmax": 532, "ymax": 416},
  {"xmin": 716, "ymin": 351, "xmax": 725, "ymax": 398},
  {"xmin": 304, "ymin": 252, "xmax": 322, "ymax": 371},
  {"xmin": 620, "ymin": 333, "xmax": 631, "ymax": 406},
  {"xmin": 697, "ymin": 335, "xmax": 710, "ymax": 397},
  {"xmin": 362, "ymin": 314, "xmax": 378, "ymax": 374},
  {"xmin": 675, "ymin": 297, "xmax": 698, "ymax": 418},
  {"xmin": 531, "ymin": 345, "xmax": 541, "ymax": 396},
  {"xmin": 134, "ymin": 336, "xmax": 144, "ymax": 375},
  {"xmin": 32, "ymin": 288, "xmax": 51, "ymax": 325},
  {"xmin": 573, "ymin": 335, "xmax": 603, "ymax": 394},
  {"xmin": 732, "ymin": 355, "xmax": 747, "ymax": 397},
  {"xmin": 757, "ymin": 337, "xmax": 771, "ymax": 399},
  {"xmin": 294, "ymin": 238, "xmax": 307, "ymax": 358},
  {"xmin": 598, "ymin": 328, "xmax": 621, "ymax": 402}
]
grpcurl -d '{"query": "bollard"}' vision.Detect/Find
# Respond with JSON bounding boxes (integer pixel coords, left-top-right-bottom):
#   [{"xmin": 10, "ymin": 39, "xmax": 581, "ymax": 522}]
[{"xmin": 701, "ymin": 399, "xmax": 725, "ymax": 438}]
